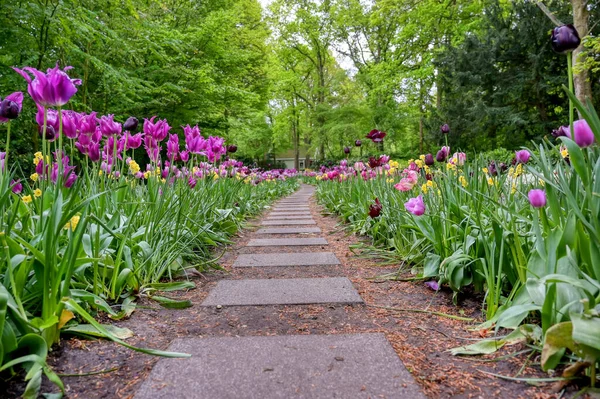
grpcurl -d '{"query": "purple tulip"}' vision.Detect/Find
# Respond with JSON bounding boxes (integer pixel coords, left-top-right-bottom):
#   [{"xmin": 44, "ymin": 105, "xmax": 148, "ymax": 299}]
[
  {"xmin": 99, "ymin": 114, "xmax": 122, "ymax": 136},
  {"xmin": 528, "ymin": 189, "xmax": 547, "ymax": 208},
  {"xmin": 379, "ymin": 154, "xmax": 390, "ymax": 164},
  {"xmin": 144, "ymin": 116, "xmax": 170, "ymax": 142},
  {"xmin": 551, "ymin": 24, "xmax": 581, "ymax": 53},
  {"xmin": 180, "ymin": 150, "xmax": 190, "ymax": 162},
  {"xmin": 436, "ymin": 149, "xmax": 447, "ymax": 163},
  {"xmin": 11, "ymin": 179, "xmax": 22, "ymax": 194},
  {"xmin": 13, "ymin": 63, "xmax": 81, "ymax": 107},
  {"xmin": 343, "ymin": 146, "xmax": 350, "ymax": 154},
  {"xmin": 0, "ymin": 92, "xmax": 23, "ymax": 122},
  {"xmin": 404, "ymin": 195, "xmax": 425, "ymax": 216},
  {"xmin": 88, "ymin": 142, "xmax": 101, "ymax": 162},
  {"xmin": 424, "ymin": 154, "xmax": 434, "ymax": 166},
  {"xmin": 64, "ymin": 172, "xmax": 78, "ymax": 188},
  {"xmin": 515, "ymin": 150, "xmax": 531, "ymax": 164},
  {"xmin": 123, "ymin": 117, "xmax": 139, "ymax": 132},
  {"xmin": 79, "ymin": 112, "xmax": 97, "ymax": 135},
  {"xmin": 61, "ymin": 110, "xmax": 80, "ymax": 139},
  {"xmin": 355, "ymin": 139, "xmax": 362, "ymax": 147},
  {"xmin": 552, "ymin": 125, "xmax": 569, "ymax": 138},
  {"xmin": 440, "ymin": 124, "xmax": 450, "ymax": 134},
  {"xmin": 125, "ymin": 132, "xmax": 143, "ymax": 150},
  {"xmin": 366, "ymin": 129, "xmax": 386, "ymax": 143},
  {"xmin": 167, "ymin": 134, "xmax": 180, "ymax": 160},
  {"xmin": 188, "ymin": 177, "xmax": 197, "ymax": 188},
  {"xmin": 425, "ymin": 281, "xmax": 439, "ymax": 291},
  {"xmin": 488, "ymin": 162, "xmax": 498, "ymax": 176},
  {"xmin": 369, "ymin": 198, "xmax": 382, "ymax": 218},
  {"xmin": 570, "ymin": 119, "xmax": 595, "ymax": 148}
]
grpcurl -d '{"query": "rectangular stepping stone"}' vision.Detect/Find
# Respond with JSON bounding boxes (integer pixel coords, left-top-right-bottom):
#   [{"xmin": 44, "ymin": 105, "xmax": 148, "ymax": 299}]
[
  {"xmin": 256, "ymin": 227, "xmax": 321, "ymax": 234},
  {"xmin": 269, "ymin": 211, "xmax": 311, "ymax": 216},
  {"xmin": 233, "ymin": 252, "xmax": 339, "ymax": 267},
  {"xmin": 247, "ymin": 238, "xmax": 328, "ymax": 247},
  {"xmin": 272, "ymin": 207, "xmax": 310, "ymax": 212},
  {"xmin": 134, "ymin": 333, "xmax": 425, "ymax": 399},
  {"xmin": 261, "ymin": 219, "xmax": 316, "ymax": 226},
  {"xmin": 266, "ymin": 215, "xmax": 313, "ymax": 220},
  {"xmin": 201, "ymin": 277, "xmax": 362, "ymax": 306}
]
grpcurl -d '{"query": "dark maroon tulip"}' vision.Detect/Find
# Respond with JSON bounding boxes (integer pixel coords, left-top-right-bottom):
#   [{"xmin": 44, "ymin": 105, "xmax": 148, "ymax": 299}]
[
  {"xmin": 436, "ymin": 150, "xmax": 447, "ymax": 162},
  {"xmin": 499, "ymin": 162, "xmax": 508, "ymax": 173},
  {"xmin": 0, "ymin": 99, "xmax": 21, "ymax": 120},
  {"xmin": 123, "ymin": 117, "xmax": 139, "ymax": 132},
  {"xmin": 425, "ymin": 173, "xmax": 433, "ymax": 181},
  {"xmin": 368, "ymin": 156, "xmax": 381, "ymax": 168},
  {"xmin": 488, "ymin": 162, "xmax": 498, "ymax": 176},
  {"xmin": 440, "ymin": 124, "xmax": 450, "ymax": 134},
  {"xmin": 344, "ymin": 146, "xmax": 351, "ymax": 154},
  {"xmin": 552, "ymin": 125, "xmax": 569, "ymax": 138},
  {"xmin": 355, "ymin": 139, "xmax": 362, "ymax": 147},
  {"xmin": 40, "ymin": 125, "xmax": 56, "ymax": 141},
  {"xmin": 227, "ymin": 145, "xmax": 237, "ymax": 153},
  {"xmin": 366, "ymin": 129, "xmax": 386, "ymax": 143},
  {"xmin": 424, "ymin": 154, "xmax": 434, "ymax": 166},
  {"xmin": 511, "ymin": 157, "xmax": 517, "ymax": 166},
  {"xmin": 551, "ymin": 24, "xmax": 581, "ymax": 53},
  {"xmin": 369, "ymin": 198, "xmax": 382, "ymax": 218}
]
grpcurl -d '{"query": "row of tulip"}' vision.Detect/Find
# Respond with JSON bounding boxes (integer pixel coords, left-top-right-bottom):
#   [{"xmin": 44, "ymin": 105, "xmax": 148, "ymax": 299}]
[
  {"xmin": 309, "ymin": 100, "xmax": 600, "ymax": 383},
  {"xmin": 0, "ymin": 64, "xmax": 299, "ymax": 397}
]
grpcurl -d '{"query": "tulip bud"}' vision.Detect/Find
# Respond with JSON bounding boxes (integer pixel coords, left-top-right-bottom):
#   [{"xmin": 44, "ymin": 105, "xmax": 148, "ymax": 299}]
[
  {"xmin": 355, "ymin": 140, "xmax": 362, "ymax": 147},
  {"xmin": 528, "ymin": 189, "xmax": 547, "ymax": 208},
  {"xmin": 227, "ymin": 145, "xmax": 238, "ymax": 153},
  {"xmin": 344, "ymin": 146, "xmax": 351, "ymax": 154},
  {"xmin": 440, "ymin": 124, "xmax": 450, "ymax": 134},
  {"xmin": 123, "ymin": 117, "xmax": 139, "ymax": 132},
  {"xmin": 488, "ymin": 162, "xmax": 498, "ymax": 176},
  {"xmin": 499, "ymin": 162, "xmax": 508, "ymax": 173},
  {"xmin": 40, "ymin": 125, "xmax": 56, "ymax": 141},
  {"xmin": 0, "ymin": 99, "xmax": 20, "ymax": 120},
  {"xmin": 435, "ymin": 150, "xmax": 447, "ymax": 162},
  {"xmin": 515, "ymin": 150, "xmax": 531, "ymax": 164},
  {"xmin": 424, "ymin": 154, "xmax": 434, "ymax": 166},
  {"xmin": 551, "ymin": 24, "xmax": 581, "ymax": 54},
  {"xmin": 552, "ymin": 126, "xmax": 569, "ymax": 138}
]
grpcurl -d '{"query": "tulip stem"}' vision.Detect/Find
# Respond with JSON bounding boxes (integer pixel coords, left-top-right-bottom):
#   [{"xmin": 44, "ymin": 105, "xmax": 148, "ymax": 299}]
[
  {"xmin": 5, "ymin": 121, "xmax": 10, "ymax": 170},
  {"xmin": 567, "ymin": 54, "xmax": 575, "ymax": 143}
]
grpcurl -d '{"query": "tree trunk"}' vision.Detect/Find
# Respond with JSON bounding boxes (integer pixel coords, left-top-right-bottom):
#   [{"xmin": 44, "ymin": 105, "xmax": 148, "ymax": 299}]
[
  {"xmin": 572, "ymin": 0, "xmax": 592, "ymax": 102},
  {"xmin": 419, "ymin": 117, "xmax": 424, "ymax": 154}
]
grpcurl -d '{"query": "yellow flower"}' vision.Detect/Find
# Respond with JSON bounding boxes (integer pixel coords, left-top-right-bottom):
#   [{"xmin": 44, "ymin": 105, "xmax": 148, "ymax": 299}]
[
  {"xmin": 426, "ymin": 180, "xmax": 436, "ymax": 189},
  {"xmin": 22, "ymin": 195, "xmax": 32, "ymax": 204},
  {"xmin": 459, "ymin": 175, "xmax": 468, "ymax": 188},
  {"xmin": 539, "ymin": 179, "xmax": 545, "ymax": 186},
  {"xmin": 511, "ymin": 184, "xmax": 517, "ymax": 194},
  {"xmin": 33, "ymin": 189, "xmax": 42, "ymax": 198},
  {"xmin": 30, "ymin": 173, "xmax": 39, "ymax": 182},
  {"xmin": 446, "ymin": 162, "xmax": 456, "ymax": 171},
  {"xmin": 389, "ymin": 160, "xmax": 399, "ymax": 169},
  {"xmin": 161, "ymin": 178, "xmax": 166, "ymax": 183},
  {"xmin": 213, "ymin": 172, "xmax": 219, "ymax": 180},
  {"xmin": 421, "ymin": 184, "xmax": 428, "ymax": 194},
  {"xmin": 386, "ymin": 178, "xmax": 394, "ymax": 183},
  {"xmin": 128, "ymin": 160, "xmax": 140, "ymax": 175},
  {"xmin": 34, "ymin": 151, "xmax": 42, "ymax": 158},
  {"xmin": 64, "ymin": 215, "xmax": 81, "ymax": 231},
  {"xmin": 482, "ymin": 167, "xmax": 489, "ymax": 175},
  {"xmin": 143, "ymin": 171, "xmax": 150, "ymax": 179},
  {"xmin": 560, "ymin": 147, "xmax": 569, "ymax": 159},
  {"xmin": 98, "ymin": 170, "xmax": 104, "ymax": 176},
  {"xmin": 415, "ymin": 160, "xmax": 424, "ymax": 168},
  {"xmin": 487, "ymin": 177, "xmax": 494, "ymax": 186},
  {"xmin": 419, "ymin": 154, "xmax": 426, "ymax": 162}
]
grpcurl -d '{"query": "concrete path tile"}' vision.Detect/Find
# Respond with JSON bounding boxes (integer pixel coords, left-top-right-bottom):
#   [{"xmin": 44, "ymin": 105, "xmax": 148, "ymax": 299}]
[
  {"xmin": 134, "ymin": 333, "xmax": 425, "ymax": 399},
  {"xmin": 261, "ymin": 219, "xmax": 316, "ymax": 226},
  {"xmin": 246, "ymin": 238, "xmax": 328, "ymax": 247},
  {"xmin": 256, "ymin": 227, "xmax": 321, "ymax": 234},
  {"xmin": 233, "ymin": 252, "xmax": 339, "ymax": 267}
]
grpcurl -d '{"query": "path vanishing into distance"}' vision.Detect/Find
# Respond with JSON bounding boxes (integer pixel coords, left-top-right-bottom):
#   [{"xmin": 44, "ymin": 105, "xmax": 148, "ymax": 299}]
[{"xmin": 135, "ymin": 185, "xmax": 425, "ymax": 398}]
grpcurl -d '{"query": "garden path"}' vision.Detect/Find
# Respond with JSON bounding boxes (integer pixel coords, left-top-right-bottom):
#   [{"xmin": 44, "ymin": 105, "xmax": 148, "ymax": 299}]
[{"xmin": 134, "ymin": 185, "xmax": 425, "ymax": 398}]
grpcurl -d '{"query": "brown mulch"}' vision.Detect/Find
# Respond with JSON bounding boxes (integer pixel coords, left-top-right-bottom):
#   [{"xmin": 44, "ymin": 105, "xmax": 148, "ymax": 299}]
[{"xmin": 1, "ymin": 188, "xmax": 579, "ymax": 398}]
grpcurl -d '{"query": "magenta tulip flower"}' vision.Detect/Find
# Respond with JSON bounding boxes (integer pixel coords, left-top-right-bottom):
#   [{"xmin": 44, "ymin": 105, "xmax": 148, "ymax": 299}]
[
  {"xmin": 167, "ymin": 134, "xmax": 180, "ymax": 160},
  {"xmin": 11, "ymin": 179, "xmax": 22, "ymax": 194},
  {"xmin": 125, "ymin": 132, "xmax": 142, "ymax": 150},
  {"xmin": 571, "ymin": 120, "xmax": 595, "ymax": 148},
  {"xmin": 0, "ymin": 92, "xmax": 23, "ymax": 122},
  {"xmin": 61, "ymin": 110, "xmax": 80, "ymax": 139},
  {"xmin": 13, "ymin": 63, "xmax": 81, "ymax": 107},
  {"xmin": 515, "ymin": 150, "xmax": 531, "ymax": 164},
  {"xmin": 144, "ymin": 116, "xmax": 170, "ymax": 142},
  {"xmin": 404, "ymin": 195, "xmax": 426, "ymax": 216},
  {"xmin": 528, "ymin": 189, "xmax": 547, "ymax": 208},
  {"xmin": 99, "ymin": 114, "xmax": 122, "ymax": 136}
]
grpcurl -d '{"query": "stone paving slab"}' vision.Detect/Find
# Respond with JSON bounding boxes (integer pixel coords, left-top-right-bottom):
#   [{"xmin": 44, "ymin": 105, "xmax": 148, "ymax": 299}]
[
  {"xmin": 134, "ymin": 333, "xmax": 424, "ymax": 399},
  {"xmin": 272, "ymin": 207, "xmax": 310, "ymax": 212},
  {"xmin": 256, "ymin": 227, "xmax": 321, "ymax": 234},
  {"xmin": 266, "ymin": 215, "xmax": 314, "ymax": 220},
  {"xmin": 261, "ymin": 219, "xmax": 316, "ymax": 226},
  {"xmin": 201, "ymin": 277, "xmax": 362, "ymax": 306},
  {"xmin": 247, "ymin": 237, "xmax": 328, "ymax": 247},
  {"xmin": 233, "ymin": 252, "xmax": 339, "ymax": 267},
  {"xmin": 269, "ymin": 211, "xmax": 312, "ymax": 216}
]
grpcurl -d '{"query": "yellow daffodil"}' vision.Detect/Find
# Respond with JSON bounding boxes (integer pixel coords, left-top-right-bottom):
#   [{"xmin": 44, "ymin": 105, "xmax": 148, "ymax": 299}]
[
  {"xmin": 459, "ymin": 175, "xmax": 468, "ymax": 188},
  {"xmin": 64, "ymin": 215, "xmax": 81, "ymax": 231},
  {"xmin": 30, "ymin": 173, "xmax": 39, "ymax": 182},
  {"xmin": 22, "ymin": 195, "xmax": 32, "ymax": 204},
  {"xmin": 34, "ymin": 188, "xmax": 42, "ymax": 198}
]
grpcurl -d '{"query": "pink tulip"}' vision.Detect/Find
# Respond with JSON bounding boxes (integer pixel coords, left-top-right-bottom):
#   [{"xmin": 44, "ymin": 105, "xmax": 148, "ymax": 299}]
[
  {"xmin": 528, "ymin": 189, "xmax": 547, "ymax": 208},
  {"xmin": 13, "ymin": 63, "xmax": 81, "ymax": 107},
  {"xmin": 404, "ymin": 195, "xmax": 426, "ymax": 216}
]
